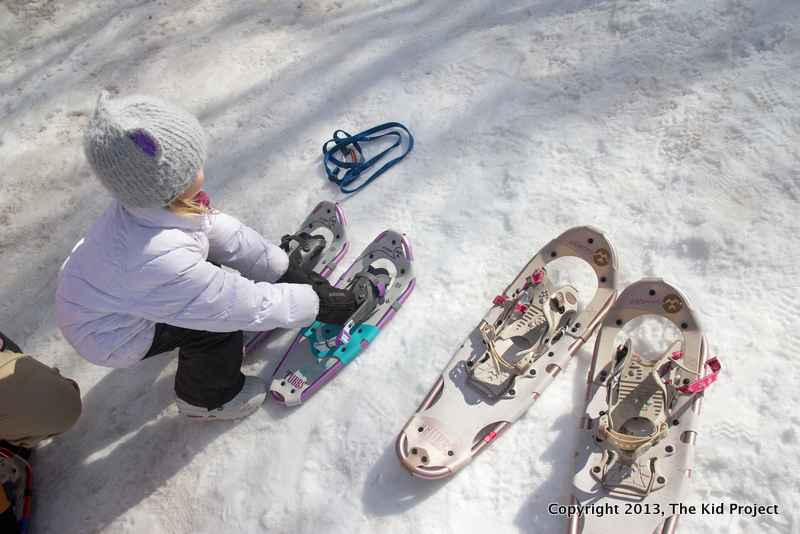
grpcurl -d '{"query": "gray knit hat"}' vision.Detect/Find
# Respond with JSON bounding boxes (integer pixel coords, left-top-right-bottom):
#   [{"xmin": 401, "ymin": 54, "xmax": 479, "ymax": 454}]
[{"xmin": 83, "ymin": 92, "xmax": 207, "ymax": 209}]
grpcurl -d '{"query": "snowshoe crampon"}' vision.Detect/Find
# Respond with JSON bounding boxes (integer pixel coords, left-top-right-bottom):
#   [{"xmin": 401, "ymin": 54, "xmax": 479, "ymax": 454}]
[
  {"xmin": 269, "ymin": 229, "xmax": 416, "ymax": 406},
  {"xmin": 568, "ymin": 278, "xmax": 720, "ymax": 534},
  {"xmin": 396, "ymin": 226, "xmax": 619, "ymax": 479},
  {"xmin": 244, "ymin": 200, "xmax": 350, "ymax": 354},
  {"xmin": 0, "ymin": 448, "xmax": 32, "ymax": 534}
]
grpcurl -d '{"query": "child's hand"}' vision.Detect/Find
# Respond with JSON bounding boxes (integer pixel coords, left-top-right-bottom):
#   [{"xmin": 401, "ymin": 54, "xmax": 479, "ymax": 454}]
[{"xmin": 314, "ymin": 285, "xmax": 357, "ymax": 325}]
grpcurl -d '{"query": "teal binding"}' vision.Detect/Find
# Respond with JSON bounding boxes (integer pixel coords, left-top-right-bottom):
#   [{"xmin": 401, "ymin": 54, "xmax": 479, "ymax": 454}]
[{"xmin": 304, "ymin": 322, "xmax": 381, "ymax": 365}]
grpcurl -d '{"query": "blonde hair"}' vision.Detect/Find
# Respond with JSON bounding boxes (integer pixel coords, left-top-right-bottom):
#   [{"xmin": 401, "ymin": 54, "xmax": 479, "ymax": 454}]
[{"xmin": 167, "ymin": 196, "xmax": 219, "ymax": 218}]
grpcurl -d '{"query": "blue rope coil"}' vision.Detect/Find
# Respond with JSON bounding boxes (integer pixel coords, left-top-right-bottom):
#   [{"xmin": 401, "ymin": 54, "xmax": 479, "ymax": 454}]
[{"xmin": 322, "ymin": 122, "xmax": 414, "ymax": 194}]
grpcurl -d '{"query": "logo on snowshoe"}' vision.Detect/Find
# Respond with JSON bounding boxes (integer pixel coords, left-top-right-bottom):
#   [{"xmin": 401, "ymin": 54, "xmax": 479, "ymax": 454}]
[
  {"xmin": 314, "ymin": 216, "xmax": 339, "ymax": 229},
  {"xmin": 283, "ymin": 370, "xmax": 306, "ymax": 390},
  {"xmin": 593, "ymin": 248, "xmax": 611, "ymax": 266},
  {"xmin": 419, "ymin": 422, "xmax": 458, "ymax": 455},
  {"xmin": 662, "ymin": 294, "xmax": 683, "ymax": 314}
]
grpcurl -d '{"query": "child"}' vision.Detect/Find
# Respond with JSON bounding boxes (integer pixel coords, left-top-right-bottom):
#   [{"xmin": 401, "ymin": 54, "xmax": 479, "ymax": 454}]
[{"xmin": 56, "ymin": 93, "xmax": 356, "ymax": 420}]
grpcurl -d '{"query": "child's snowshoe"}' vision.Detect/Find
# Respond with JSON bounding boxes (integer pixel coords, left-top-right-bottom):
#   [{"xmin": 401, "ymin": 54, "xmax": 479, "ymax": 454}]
[
  {"xmin": 568, "ymin": 278, "xmax": 720, "ymax": 534},
  {"xmin": 396, "ymin": 226, "xmax": 619, "ymax": 479},
  {"xmin": 244, "ymin": 200, "xmax": 350, "ymax": 354},
  {"xmin": 269, "ymin": 229, "xmax": 416, "ymax": 406}
]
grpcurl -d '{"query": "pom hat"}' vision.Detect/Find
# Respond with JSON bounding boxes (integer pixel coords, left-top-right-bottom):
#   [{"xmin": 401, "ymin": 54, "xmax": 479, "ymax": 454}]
[{"xmin": 83, "ymin": 92, "xmax": 207, "ymax": 209}]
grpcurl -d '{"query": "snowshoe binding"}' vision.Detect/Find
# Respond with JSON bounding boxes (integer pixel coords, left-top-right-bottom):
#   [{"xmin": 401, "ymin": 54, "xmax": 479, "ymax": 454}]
[
  {"xmin": 269, "ymin": 229, "xmax": 416, "ymax": 406},
  {"xmin": 396, "ymin": 226, "xmax": 619, "ymax": 479},
  {"xmin": 568, "ymin": 278, "xmax": 720, "ymax": 534},
  {"xmin": 244, "ymin": 200, "xmax": 350, "ymax": 354}
]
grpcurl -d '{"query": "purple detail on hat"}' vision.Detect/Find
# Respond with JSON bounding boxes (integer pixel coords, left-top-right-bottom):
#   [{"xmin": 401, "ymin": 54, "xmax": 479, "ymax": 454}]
[{"xmin": 130, "ymin": 131, "xmax": 157, "ymax": 158}]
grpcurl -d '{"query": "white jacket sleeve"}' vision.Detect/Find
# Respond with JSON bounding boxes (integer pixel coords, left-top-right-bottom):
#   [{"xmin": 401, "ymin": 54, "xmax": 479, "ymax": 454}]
[
  {"xmin": 126, "ymin": 243, "xmax": 319, "ymax": 333},
  {"xmin": 205, "ymin": 212, "xmax": 289, "ymax": 283}
]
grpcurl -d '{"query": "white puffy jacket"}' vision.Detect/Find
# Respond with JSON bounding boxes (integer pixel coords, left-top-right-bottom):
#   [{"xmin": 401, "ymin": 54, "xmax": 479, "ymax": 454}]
[{"xmin": 56, "ymin": 200, "xmax": 319, "ymax": 368}]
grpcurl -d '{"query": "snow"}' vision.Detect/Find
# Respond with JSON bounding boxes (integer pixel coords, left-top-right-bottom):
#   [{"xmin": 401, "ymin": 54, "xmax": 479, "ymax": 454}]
[{"xmin": 1, "ymin": 0, "xmax": 799, "ymax": 532}]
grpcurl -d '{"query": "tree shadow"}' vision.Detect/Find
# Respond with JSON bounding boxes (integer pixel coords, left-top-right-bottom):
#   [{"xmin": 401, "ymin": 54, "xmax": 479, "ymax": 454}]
[
  {"xmin": 30, "ymin": 326, "xmax": 297, "ymax": 532},
  {"xmin": 30, "ymin": 352, "xmax": 215, "ymax": 531}
]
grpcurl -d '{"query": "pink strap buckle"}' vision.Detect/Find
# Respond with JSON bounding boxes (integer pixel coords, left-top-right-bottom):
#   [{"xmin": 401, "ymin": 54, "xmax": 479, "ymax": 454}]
[
  {"xmin": 493, "ymin": 296, "xmax": 528, "ymax": 313},
  {"xmin": 676, "ymin": 357, "xmax": 722, "ymax": 395},
  {"xmin": 525, "ymin": 269, "xmax": 544, "ymax": 287}
]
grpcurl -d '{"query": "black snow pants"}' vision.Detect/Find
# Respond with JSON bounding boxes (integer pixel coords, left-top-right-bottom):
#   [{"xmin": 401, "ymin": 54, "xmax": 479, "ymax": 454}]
[{"xmin": 144, "ymin": 324, "xmax": 246, "ymax": 410}]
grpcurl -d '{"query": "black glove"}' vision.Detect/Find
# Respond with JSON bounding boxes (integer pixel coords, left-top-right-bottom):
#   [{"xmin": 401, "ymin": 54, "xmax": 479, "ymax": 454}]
[
  {"xmin": 276, "ymin": 262, "xmax": 328, "ymax": 287},
  {"xmin": 314, "ymin": 284, "xmax": 357, "ymax": 325}
]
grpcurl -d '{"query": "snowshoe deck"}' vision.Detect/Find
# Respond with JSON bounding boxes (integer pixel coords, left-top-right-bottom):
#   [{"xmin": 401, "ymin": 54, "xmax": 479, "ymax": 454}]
[
  {"xmin": 244, "ymin": 200, "xmax": 349, "ymax": 354},
  {"xmin": 269, "ymin": 229, "xmax": 416, "ymax": 406},
  {"xmin": 396, "ymin": 226, "xmax": 619, "ymax": 479},
  {"xmin": 568, "ymin": 278, "xmax": 720, "ymax": 534}
]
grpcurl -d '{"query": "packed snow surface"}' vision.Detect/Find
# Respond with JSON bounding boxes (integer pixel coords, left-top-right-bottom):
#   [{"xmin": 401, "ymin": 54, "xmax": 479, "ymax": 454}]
[{"xmin": 1, "ymin": 0, "xmax": 799, "ymax": 533}]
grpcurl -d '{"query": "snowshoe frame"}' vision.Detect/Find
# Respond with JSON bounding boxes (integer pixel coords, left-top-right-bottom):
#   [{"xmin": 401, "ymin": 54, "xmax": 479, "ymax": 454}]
[
  {"xmin": 396, "ymin": 226, "xmax": 619, "ymax": 479},
  {"xmin": 568, "ymin": 278, "xmax": 718, "ymax": 534}
]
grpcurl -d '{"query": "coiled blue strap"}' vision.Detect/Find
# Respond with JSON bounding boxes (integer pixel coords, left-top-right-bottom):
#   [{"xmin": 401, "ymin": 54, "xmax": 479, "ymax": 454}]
[{"xmin": 322, "ymin": 122, "xmax": 414, "ymax": 194}]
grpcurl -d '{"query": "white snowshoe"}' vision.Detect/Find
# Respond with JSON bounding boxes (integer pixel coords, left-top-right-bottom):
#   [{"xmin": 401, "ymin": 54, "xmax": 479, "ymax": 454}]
[
  {"xmin": 396, "ymin": 226, "xmax": 619, "ymax": 479},
  {"xmin": 568, "ymin": 278, "xmax": 720, "ymax": 534}
]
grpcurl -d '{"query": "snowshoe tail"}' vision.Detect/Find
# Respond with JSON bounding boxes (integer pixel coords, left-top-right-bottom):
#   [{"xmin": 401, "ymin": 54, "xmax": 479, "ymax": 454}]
[
  {"xmin": 396, "ymin": 226, "xmax": 619, "ymax": 479},
  {"xmin": 568, "ymin": 278, "xmax": 720, "ymax": 534},
  {"xmin": 244, "ymin": 200, "xmax": 350, "ymax": 354},
  {"xmin": 269, "ymin": 229, "xmax": 416, "ymax": 406}
]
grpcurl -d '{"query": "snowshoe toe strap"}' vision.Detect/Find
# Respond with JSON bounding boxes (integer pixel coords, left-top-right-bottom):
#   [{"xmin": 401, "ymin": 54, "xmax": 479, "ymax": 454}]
[{"xmin": 281, "ymin": 232, "xmax": 327, "ymax": 269}]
